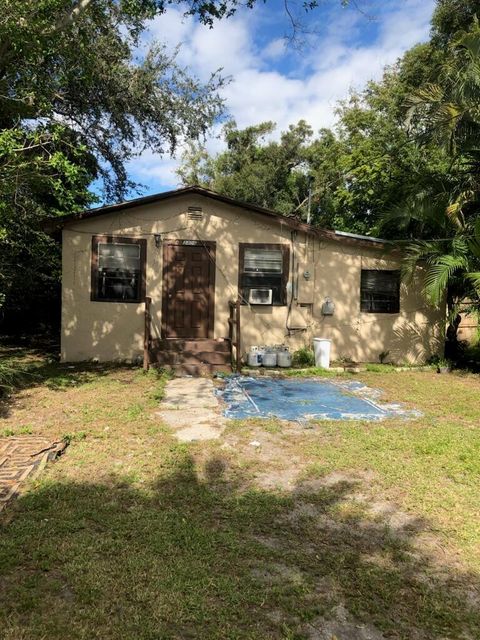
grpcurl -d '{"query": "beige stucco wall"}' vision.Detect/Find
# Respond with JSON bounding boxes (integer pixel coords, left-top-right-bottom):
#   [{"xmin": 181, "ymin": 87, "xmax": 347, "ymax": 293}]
[
  {"xmin": 457, "ymin": 307, "xmax": 479, "ymax": 344},
  {"xmin": 61, "ymin": 193, "xmax": 444, "ymax": 364}
]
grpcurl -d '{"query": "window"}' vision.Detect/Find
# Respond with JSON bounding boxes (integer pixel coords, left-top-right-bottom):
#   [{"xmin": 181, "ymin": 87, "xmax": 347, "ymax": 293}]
[
  {"xmin": 239, "ymin": 243, "xmax": 289, "ymax": 305},
  {"xmin": 361, "ymin": 269, "xmax": 400, "ymax": 313},
  {"xmin": 91, "ymin": 236, "xmax": 146, "ymax": 302}
]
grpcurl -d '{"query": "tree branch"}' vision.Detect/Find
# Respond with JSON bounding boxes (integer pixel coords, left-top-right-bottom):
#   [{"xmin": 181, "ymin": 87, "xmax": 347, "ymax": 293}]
[{"xmin": 55, "ymin": 0, "xmax": 94, "ymax": 32}]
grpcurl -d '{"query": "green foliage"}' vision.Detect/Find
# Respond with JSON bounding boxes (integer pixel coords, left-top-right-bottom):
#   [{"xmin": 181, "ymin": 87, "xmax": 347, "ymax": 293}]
[
  {"xmin": 400, "ymin": 20, "xmax": 480, "ymax": 319},
  {"xmin": 431, "ymin": 0, "xmax": 480, "ymax": 47},
  {"xmin": 176, "ymin": 44, "xmax": 452, "ymax": 235},
  {"xmin": 364, "ymin": 363, "xmax": 396, "ymax": 373},
  {"xmin": 178, "ymin": 120, "xmax": 317, "ymax": 217},
  {"xmin": 62, "ymin": 431, "xmax": 88, "ymax": 445},
  {"xmin": 0, "ymin": 361, "xmax": 30, "ymax": 396},
  {"xmin": 0, "ymin": 1, "xmax": 225, "ymax": 199},
  {"xmin": 0, "ymin": 0, "xmax": 226, "ymax": 331},
  {"xmin": 176, "ymin": 2, "xmax": 480, "ymax": 246},
  {"xmin": 285, "ymin": 366, "xmax": 339, "ymax": 378},
  {"xmin": 436, "ymin": 357, "xmax": 452, "ymax": 369},
  {"xmin": 292, "ymin": 346, "xmax": 316, "ymax": 368},
  {"xmin": 0, "ymin": 123, "xmax": 97, "ymax": 329},
  {"xmin": 146, "ymin": 367, "xmax": 173, "ymax": 402}
]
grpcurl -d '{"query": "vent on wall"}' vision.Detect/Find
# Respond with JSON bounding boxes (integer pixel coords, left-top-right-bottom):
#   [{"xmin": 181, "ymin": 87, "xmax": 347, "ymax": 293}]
[{"xmin": 187, "ymin": 206, "xmax": 203, "ymax": 221}]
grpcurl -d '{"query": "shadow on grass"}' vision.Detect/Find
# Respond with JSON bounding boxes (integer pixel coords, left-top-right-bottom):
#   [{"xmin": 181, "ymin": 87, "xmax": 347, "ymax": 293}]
[
  {"xmin": 0, "ymin": 455, "xmax": 479, "ymax": 640},
  {"xmin": 0, "ymin": 357, "xmax": 134, "ymax": 419}
]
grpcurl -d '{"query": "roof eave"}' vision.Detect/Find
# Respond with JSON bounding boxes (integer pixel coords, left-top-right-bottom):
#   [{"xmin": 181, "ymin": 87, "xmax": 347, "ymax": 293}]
[{"xmin": 44, "ymin": 185, "xmax": 396, "ymax": 251}]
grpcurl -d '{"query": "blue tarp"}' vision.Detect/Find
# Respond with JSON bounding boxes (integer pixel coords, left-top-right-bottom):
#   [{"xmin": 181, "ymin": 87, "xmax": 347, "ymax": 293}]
[{"xmin": 217, "ymin": 376, "xmax": 419, "ymax": 422}]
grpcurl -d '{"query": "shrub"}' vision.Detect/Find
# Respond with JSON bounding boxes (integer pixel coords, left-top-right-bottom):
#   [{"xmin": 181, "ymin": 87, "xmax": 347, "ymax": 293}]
[{"xmin": 292, "ymin": 346, "xmax": 315, "ymax": 368}]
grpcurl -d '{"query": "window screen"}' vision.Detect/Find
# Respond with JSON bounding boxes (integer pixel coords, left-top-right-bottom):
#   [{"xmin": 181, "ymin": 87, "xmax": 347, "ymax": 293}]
[
  {"xmin": 92, "ymin": 237, "xmax": 145, "ymax": 302},
  {"xmin": 361, "ymin": 270, "xmax": 400, "ymax": 313},
  {"xmin": 244, "ymin": 249, "xmax": 283, "ymax": 274},
  {"xmin": 239, "ymin": 244, "xmax": 288, "ymax": 305}
]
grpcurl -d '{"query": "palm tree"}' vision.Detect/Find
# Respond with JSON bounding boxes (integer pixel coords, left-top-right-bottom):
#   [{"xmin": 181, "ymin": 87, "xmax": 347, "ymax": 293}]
[{"xmin": 395, "ymin": 21, "xmax": 480, "ymax": 349}]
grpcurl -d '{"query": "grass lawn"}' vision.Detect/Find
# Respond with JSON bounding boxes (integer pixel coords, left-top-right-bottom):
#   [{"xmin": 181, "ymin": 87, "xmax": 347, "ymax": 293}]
[{"xmin": 0, "ymin": 345, "xmax": 479, "ymax": 639}]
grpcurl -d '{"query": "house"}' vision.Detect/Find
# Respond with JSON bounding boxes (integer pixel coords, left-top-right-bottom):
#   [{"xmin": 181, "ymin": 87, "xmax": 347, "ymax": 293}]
[{"xmin": 57, "ymin": 186, "xmax": 444, "ymax": 371}]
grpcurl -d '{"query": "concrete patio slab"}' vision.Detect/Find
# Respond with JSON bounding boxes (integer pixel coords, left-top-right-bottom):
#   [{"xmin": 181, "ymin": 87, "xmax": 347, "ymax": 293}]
[
  {"xmin": 158, "ymin": 408, "xmax": 226, "ymax": 430},
  {"xmin": 157, "ymin": 378, "xmax": 226, "ymax": 442},
  {"xmin": 162, "ymin": 378, "xmax": 220, "ymax": 410}
]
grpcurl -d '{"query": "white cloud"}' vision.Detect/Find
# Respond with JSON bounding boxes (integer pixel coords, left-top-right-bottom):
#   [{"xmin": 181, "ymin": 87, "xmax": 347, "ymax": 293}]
[
  {"xmin": 262, "ymin": 37, "xmax": 286, "ymax": 60},
  {"xmin": 126, "ymin": 151, "xmax": 181, "ymax": 191},
  {"xmin": 128, "ymin": 0, "xmax": 435, "ymax": 192}
]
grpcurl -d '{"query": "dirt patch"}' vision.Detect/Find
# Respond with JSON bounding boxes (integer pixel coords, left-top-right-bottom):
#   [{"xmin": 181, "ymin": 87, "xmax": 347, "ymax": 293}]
[
  {"xmin": 251, "ymin": 562, "xmax": 304, "ymax": 585},
  {"xmin": 303, "ymin": 604, "xmax": 387, "ymax": 640},
  {"xmin": 223, "ymin": 425, "xmax": 310, "ymax": 490}
]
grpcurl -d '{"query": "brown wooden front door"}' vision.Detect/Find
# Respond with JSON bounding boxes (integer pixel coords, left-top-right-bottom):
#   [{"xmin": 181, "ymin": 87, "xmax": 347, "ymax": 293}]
[{"xmin": 162, "ymin": 241, "xmax": 216, "ymax": 338}]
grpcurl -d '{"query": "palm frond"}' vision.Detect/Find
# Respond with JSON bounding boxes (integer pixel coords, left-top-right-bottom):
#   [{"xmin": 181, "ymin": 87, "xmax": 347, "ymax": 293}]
[
  {"xmin": 466, "ymin": 272, "xmax": 480, "ymax": 292},
  {"xmin": 424, "ymin": 253, "xmax": 469, "ymax": 304},
  {"xmin": 456, "ymin": 27, "xmax": 480, "ymax": 60}
]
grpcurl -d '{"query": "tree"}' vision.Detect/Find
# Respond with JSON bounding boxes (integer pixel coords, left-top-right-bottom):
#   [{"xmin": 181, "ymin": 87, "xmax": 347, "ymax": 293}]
[
  {"xmin": 431, "ymin": 0, "xmax": 480, "ymax": 47},
  {"xmin": 1, "ymin": 0, "xmax": 357, "ymax": 329},
  {"xmin": 0, "ymin": 124, "xmax": 97, "ymax": 331},
  {"xmin": 177, "ymin": 120, "xmax": 318, "ymax": 217},
  {"xmin": 0, "ymin": 0, "xmax": 358, "ymax": 202},
  {"xmin": 176, "ymin": 54, "xmax": 450, "ymax": 237},
  {"xmin": 0, "ymin": 0, "xmax": 226, "ymax": 329},
  {"xmin": 399, "ymin": 21, "xmax": 480, "ymax": 346},
  {"xmin": 0, "ymin": 0, "xmax": 226, "ymax": 200}
]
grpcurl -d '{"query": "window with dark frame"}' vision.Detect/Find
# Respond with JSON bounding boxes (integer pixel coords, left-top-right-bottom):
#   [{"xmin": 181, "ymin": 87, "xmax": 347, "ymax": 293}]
[
  {"xmin": 239, "ymin": 243, "xmax": 289, "ymax": 305},
  {"xmin": 360, "ymin": 269, "xmax": 400, "ymax": 313},
  {"xmin": 91, "ymin": 236, "xmax": 146, "ymax": 302}
]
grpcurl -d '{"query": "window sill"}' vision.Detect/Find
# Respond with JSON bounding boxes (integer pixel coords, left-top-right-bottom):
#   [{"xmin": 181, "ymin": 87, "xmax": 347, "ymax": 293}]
[
  {"xmin": 90, "ymin": 297, "xmax": 144, "ymax": 304},
  {"xmin": 360, "ymin": 310, "xmax": 400, "ymax": 315},
  {"xmin": 240, "ymin": 302, "xmax": 287, "ymax": 307}
]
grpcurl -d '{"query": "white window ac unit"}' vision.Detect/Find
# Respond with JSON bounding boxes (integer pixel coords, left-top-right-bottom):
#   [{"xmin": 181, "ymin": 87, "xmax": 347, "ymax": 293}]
[{"xmin": 248, "ymin": 288, "xmax": 273, "ymax": 305}]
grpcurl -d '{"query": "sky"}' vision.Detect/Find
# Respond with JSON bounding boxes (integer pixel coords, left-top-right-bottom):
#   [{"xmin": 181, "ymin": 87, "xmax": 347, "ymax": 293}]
[{"xmin": 125, "ymin": 0, "xmax": 436, "ymax": 197}]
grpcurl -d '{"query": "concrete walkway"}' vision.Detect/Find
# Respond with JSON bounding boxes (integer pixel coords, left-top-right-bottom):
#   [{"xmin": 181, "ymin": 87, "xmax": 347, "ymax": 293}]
[{"xmin": 156, "ymin": 378, "xmax": 226, "ymax": 442}]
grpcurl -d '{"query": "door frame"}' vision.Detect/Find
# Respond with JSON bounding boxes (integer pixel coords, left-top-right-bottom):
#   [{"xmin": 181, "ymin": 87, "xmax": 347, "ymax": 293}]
[{"xmin": 161, "ymin": 239, "xmax": 216, "ymax": 339}]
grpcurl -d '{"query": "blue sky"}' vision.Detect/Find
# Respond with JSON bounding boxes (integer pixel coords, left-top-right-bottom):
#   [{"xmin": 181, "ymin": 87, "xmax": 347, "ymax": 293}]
[{"xmin": 125, "ymin": 0, "xmax": 436, "ymax": 198}]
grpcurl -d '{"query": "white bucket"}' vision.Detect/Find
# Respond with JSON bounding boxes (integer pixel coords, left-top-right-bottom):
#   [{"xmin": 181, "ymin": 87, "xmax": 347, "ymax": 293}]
[
  {"xmin": 277, "ymin": 351, "xmax": 292, "ymax": 368},
  {"xmin": 313, "ymin": 338, "xmax": 331, "ymax": 369},
  {"xmin": 262, "ymin": 351, "xmax": 277, "ymax": 367}
]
